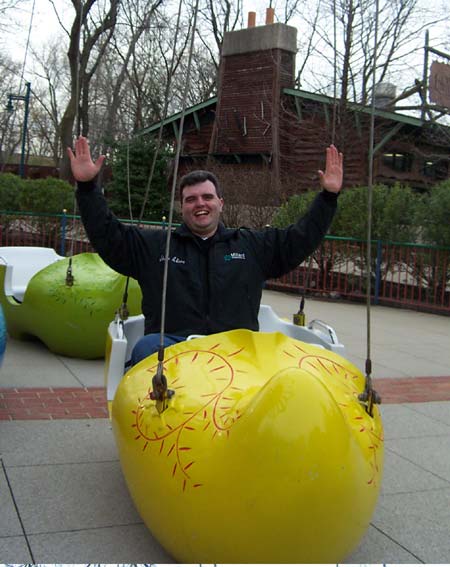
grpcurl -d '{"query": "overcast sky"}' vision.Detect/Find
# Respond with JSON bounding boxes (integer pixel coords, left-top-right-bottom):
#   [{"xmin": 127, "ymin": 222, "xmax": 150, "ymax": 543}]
[
  {"xmin": 4, "ymin": 0, "xmax": 449, "ymax": 99},
  {"xmin": 6, "ymin": 0, "xmax": 274, "ymax": 63},
  {"xmin": 6, "ymin": 0, "xmax": 448, "ymax": 62}
]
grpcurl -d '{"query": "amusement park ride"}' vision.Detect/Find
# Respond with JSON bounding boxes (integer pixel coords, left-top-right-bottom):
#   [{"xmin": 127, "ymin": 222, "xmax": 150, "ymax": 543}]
[
  {"xmin": 4, "ymin": 0, "xmax": 449, "ymax": 562},
  {"xmin": 0, "ymin": 242, "xmax": 384, "ymax": 562}
]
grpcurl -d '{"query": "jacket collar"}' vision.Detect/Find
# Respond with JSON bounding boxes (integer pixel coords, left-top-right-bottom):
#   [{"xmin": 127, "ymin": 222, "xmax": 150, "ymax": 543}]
[{"xmin": 175, "ymin": 222, "xmax": 237, "ymax": 241}]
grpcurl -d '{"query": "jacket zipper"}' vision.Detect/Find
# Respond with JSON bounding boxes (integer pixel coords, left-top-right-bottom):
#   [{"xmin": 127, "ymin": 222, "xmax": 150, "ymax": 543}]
[{"xmin": 204, "ymin": 246, "xmax": 211, "ymax": 333}]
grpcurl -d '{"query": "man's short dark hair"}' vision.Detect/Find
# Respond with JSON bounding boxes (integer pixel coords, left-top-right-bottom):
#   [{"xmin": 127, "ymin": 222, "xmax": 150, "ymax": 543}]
[{"xmin": 179, "ymin": 170, "xmax": 222, "ymax": 201}]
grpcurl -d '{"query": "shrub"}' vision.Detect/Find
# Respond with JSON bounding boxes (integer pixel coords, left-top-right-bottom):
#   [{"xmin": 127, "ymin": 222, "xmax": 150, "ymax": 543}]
[
  {"xmin": 416, "ymin": 180, "xmax": 450, "ymax": 247},
  {"xmin": 271, "ymin": 191, "xmax": 318, "ymax": 228},
  {"xmin": 273, "ymin": 184, "xmax": 420, "ymax": 243},
  {"xmin": 106, "ymin": 137, "xmax": 173, "ymax": 221},
  {"xmin": 0, "ymin": 173, "xmax": 24, "ymax": 211},
  {"xmin": 19, "ymin": 177, "xmax": 74, "ymax": 214},
  {"xmin": 333, "ymin": 183, "xmax": 420, "ymax": 242}
]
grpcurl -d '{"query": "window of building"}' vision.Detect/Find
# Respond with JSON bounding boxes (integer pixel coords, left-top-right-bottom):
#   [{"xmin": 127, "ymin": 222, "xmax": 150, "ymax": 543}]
[
  {"xmin": 423, "ymin": 158, "xmax": 449, "ymax": 179},
  {"xmin": 382, "ymin": 152, "xmax": 413, "ymax": 172}
]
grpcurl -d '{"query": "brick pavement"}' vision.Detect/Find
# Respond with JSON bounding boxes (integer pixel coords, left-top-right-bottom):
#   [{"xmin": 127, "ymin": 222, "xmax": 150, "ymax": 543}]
[
  {"xmin": 0, "ymin": 387, "xmax": 108, "ymax": 420},
  {"xmin": 1, "ymin": 376, "xmax": 450, "ymax": 420}
]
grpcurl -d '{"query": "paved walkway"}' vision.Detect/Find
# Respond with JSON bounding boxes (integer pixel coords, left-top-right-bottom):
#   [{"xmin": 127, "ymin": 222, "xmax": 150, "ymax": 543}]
[{"xmin": 1, "ymin": 290, "xmax": 449, "ymax": 562}]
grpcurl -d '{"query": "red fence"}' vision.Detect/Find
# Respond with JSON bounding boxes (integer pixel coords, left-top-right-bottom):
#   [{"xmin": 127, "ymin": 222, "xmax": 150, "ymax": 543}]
[
  {"xmin": 267, "ymin": 237, "xmax": 450, "ymax": 315},
  {"xmin": 0, "ymin": 211, "xmax": 164, "ymax": 256},
  {"xmin": 1, "ymin": 211, "xmax": 449, "ymax": 315}
]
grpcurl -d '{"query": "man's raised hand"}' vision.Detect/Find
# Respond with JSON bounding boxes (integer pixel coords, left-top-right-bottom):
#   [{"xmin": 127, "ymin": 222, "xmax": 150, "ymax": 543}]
[
  {"xmin": 318, "ymin": 144, "xmax": 343, "ymax": 194},
  {"xmin": 67, "ymin": 136, "xmax": 105, "ymax": 182}
]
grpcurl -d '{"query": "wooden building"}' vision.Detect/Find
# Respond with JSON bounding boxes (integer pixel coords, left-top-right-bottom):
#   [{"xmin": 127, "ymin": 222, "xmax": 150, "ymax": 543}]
[
  {"xmin": 140, "ymin": 17, "xmax": 450, "ymax": 216},
  {"xmin": 0, "ymin": 153, "xmax": 59, "ymax": 179}
]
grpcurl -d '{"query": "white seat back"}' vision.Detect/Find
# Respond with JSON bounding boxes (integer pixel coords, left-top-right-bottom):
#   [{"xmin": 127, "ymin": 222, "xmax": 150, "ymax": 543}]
[
  {"xmin": 104, "ymin": 304, "xmax": 346, "ymax": 404},
  {"xmin": 258, "ymin": 304, "xmax": 344, "ymax": 351},
  {"xmin": 105, "ymin": 315, "xmax": 144, "ymax": 403},
  {"xmin": 0, "ymin": 246, "xmax": 63, "ymax": 301}
]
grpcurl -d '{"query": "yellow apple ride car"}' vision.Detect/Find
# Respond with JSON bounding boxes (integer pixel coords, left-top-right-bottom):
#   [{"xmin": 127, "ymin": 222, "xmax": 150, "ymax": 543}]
[{"xmin": 106, "ymin": 305, "xmax": 383, "ymax": 562}]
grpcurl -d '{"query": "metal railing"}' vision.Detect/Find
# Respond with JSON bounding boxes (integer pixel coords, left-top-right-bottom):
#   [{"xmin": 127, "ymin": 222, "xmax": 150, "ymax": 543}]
[
  {"xmin": 267, "ymin": 236, "xmax": 450, "ymax": 315},
  {"xmin": 0, "ymin": 210, "xmax": 168, "ymax": 256},
  {"xmin": 1, "ymin": 210, "xmax": 449, "ymax": 315}
]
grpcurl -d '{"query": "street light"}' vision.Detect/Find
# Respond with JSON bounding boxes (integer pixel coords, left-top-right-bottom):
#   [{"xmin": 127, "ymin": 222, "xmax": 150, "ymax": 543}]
[{"xmin": 6, "ymin": 81, "xmax": 31, "ymax": 178}]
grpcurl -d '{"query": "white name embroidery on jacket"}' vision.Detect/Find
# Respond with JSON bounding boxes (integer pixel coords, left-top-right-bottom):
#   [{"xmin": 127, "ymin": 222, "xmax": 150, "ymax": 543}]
[{"xmin": 159, "ymin": 255, "xmax": 186, "ymax": 264}]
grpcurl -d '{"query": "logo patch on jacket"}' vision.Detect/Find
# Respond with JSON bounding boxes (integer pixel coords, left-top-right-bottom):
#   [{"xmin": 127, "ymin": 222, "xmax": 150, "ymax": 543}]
[{"xmin": 224, "ymin": 252, "xmax": 246, "ymax": 262}]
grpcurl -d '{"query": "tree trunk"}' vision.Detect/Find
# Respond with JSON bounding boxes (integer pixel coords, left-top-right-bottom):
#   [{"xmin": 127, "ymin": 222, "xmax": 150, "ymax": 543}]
[{"xmin": 59, "ymin": 0, "xmax": 118, "ymax": 180}]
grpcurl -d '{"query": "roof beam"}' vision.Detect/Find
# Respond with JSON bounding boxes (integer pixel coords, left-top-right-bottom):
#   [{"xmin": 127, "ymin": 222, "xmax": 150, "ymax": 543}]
[
  {"xmin": 193, "ymin": 110, "xmax": 201, "ymax": 131},
  {"xmin": 373, "ymin": 122, "xmax": 404, "ymax": 155}
]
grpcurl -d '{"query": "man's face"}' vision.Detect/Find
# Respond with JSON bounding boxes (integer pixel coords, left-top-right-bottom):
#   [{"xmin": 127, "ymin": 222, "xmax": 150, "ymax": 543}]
[{"xmin": 181, "ymin": 180, "xmax": 224, "ymax": 238}]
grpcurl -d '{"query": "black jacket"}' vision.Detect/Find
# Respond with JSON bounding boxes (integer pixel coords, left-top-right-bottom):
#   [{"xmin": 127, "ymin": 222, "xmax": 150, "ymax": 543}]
[{"xmin": 76, "ymin": 181, "xmax": 337, "ymax": 336}]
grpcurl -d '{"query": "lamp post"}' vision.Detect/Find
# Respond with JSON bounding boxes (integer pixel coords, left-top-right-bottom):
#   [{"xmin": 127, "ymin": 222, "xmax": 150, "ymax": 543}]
[{"xmin": 6, "ymin": 81, "xmax": 31, "ymax": 178}]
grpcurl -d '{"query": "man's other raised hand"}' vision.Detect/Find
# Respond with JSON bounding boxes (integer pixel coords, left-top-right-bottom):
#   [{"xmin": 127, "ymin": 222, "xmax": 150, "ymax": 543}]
[
  {"xmin": 67, "ymin": 136, "xmax": 105, "ymax": 182},
  {"xmin": 318, "ymin": 144, "xmax": 343, "ymax": 194}
]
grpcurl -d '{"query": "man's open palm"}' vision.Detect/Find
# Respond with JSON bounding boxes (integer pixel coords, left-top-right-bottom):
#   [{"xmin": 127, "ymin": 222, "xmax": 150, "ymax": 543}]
[
  {"xmin": 67, "ymin": 136, "xmax": 105, "ymax": 182},
  {"xmin": 318, "ymin": 145, "xmax": 343, "ymax": 194}
]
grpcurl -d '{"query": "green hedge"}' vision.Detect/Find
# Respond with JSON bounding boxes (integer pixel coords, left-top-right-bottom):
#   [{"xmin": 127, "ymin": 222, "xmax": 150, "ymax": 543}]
[
  {"xmin": 272, "ymin": 182, "xmax": 449, "ymax": 247},
  {"xmin": 0, "ymin": 174, "xmax": 73, "ymax": 213}
]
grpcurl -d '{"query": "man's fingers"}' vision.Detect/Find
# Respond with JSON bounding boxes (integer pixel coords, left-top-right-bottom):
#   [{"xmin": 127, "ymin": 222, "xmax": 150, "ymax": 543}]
[
  {"xmin": 95, "ymin": 154, "xmax": 106, "ymax": 170},
  {"xmin": 327, "ymin": 145, "xmax": 338, "ymax": 166},
  {"xmin": 326, "ymin": 145, "xmax": 343, "ymax": 169},
  {"xmin": 74, "ymin": 135, "xmax": 89, "ymax": 156}
]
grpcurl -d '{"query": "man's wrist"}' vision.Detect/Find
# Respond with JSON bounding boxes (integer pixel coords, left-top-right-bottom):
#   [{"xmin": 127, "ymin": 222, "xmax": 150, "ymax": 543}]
[
  {"xmin": 77, "ymin": 179, "xmax": 98, "ymax": 192},
  {"xmin": 321, "ymin": 188, "xmax": 340, "ymax": 201}
]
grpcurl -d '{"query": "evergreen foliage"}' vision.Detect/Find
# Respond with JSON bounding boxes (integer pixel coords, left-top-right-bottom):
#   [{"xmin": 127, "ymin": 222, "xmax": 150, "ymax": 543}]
[
  {"xmin": 273, "ymin": 184, "xmax": 421, "ymax": 243},
  {"xmin": 271, "ymin": 191, "xmax": 317, "ymax": 229},
  {"xmin": 416, "ymin": 180, "xmax": 450, "ymax": 247},
  {"xmin": 334, "ymin": 184, "xmax": 419, "ymax": 242},
  {"xmin": 19, "ymin": 177, "xmax": 73, "ymax": 213},
  {"xmin": 0, "ymin": 173, "xmax": 24, "ymax": 210},
  {"xmin": 106, "ymin": 137, "xmax": 174, "ymax": 222},
  {"xmin": 0, "ymin": 173, "xmax": 73, "ymax": 213}
]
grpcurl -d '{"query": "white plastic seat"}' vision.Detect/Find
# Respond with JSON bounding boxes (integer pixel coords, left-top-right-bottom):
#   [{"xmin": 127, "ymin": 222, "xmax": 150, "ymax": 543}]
[
  {"xmin": 105, "ymin": 304, "xmax": 346, "ymax": 404},
  {"xmin": 0, "ymin": 246, "xmax": 63, "ymax": 302},
  {"xmin": 258, "ymin": 304, "xmax": 346, "ymax": 355}
]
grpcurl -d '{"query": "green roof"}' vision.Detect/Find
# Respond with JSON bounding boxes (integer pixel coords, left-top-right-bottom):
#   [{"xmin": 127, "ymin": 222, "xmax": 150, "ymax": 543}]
[
  {"xmin": 283, "ymin": 88, "xmax": 424, "ymax": 126},
  {"xmin": 138, "ymin": 97, "xmax": 218, "ymax": 136},
  {"xmin": 138, "ymin": 87, "xmax": 426, "ymax": 139},
  {"xmin": 0, "ymin": 152, "xmax": 56, "ymax": 166}
]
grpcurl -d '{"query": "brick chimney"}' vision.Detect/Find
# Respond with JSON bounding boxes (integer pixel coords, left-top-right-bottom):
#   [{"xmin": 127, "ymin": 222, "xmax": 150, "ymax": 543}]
[{"xmin": 209, "ymin": 15, "xmax": 297, "ymax": 190}]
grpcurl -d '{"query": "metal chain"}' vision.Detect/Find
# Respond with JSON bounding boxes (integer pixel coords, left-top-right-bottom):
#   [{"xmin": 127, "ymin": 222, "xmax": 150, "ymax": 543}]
[
  {"xmin": 152, "ymin": 0, "xmax": 201, "ymax": 412},
  {"xmin": 66, "ymin": 0, "xmax": 85, "ymax": 286},
  {"xmin": 360, "ymin": 0, "xmax": 382, "ymax": 416}
]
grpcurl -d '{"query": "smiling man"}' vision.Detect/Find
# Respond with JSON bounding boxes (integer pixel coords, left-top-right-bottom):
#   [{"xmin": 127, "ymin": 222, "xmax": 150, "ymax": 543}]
[
  {"xmin": 69, "ymin": 136, "xmax": 343, "ymax": 364},
  {"xmin": 180, "ymin": 171, "xmax": 224, "ymax": 238}
]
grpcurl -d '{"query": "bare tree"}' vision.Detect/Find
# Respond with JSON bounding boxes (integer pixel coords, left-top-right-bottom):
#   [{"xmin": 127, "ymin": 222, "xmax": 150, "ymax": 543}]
[
  {"xmin": 295, "ymin": 1, "xmax": 323, "ymax": 88},
  {"xmin": 272, "ymin": 0, "xmax": 311, "ymax": 25},
  {"xmin": 0, "ymin": 55, "xmax": 22, "ymax": 170},
  {"xmin": 29, "ymin": 41, "xmax": 70, "ymax": 165},
  {"xmin": 305, "ymin": 0, "xmax": 447, "ymax": 104},
  {"xmin": 120, "ymin": 8, "xmax": 192, "ymax": 129},
  {"xmin": 53, "ymin": 0, "xmax": 119, "ymax": 179},
  {"xmin": 196, "ymin": 0, "xmax": 244, "ymax": 71},
  {"xmin": 0, "ymin": 0, "xmax": 25, "ymax": 38},
  {"xmin": 101, "ymin": 0, "xmax": 165, "ymax": 143},
  {"xmin": 71, "ymin": 1, "xmax": 194, "ymax": 147}
]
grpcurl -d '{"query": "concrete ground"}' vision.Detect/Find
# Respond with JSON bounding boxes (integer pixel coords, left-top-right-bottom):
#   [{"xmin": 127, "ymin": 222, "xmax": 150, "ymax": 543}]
[{"xmin": 1, "ymin": 289, "xmax": 450, "ymax": 562}]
